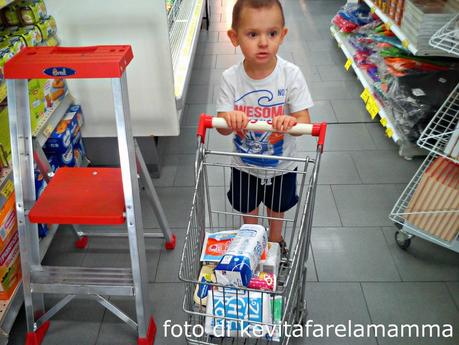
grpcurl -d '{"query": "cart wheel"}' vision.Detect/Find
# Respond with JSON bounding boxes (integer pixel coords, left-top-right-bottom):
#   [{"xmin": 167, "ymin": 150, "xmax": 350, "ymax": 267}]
[
  {"xmin": 394, "ymin": 222, "xmax": 403, "ymax": 230},
  {"xmin": 75, "ymin": 236, "xmax": 89, "ymax": 249},
  {"xmin": 395, "ymin": 231, "xmax": 411, "ymax": 250}
]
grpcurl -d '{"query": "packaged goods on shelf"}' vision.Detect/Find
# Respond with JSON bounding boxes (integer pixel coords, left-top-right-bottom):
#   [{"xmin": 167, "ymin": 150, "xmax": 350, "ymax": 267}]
[
  {"xmin": 3, "ymin": 5, "xmax": 20, "ymax": 26},
  {"xmin": 205, "ymin": 288, "xmax": 272, "ymax": 337},
  {"xmin": 18, "ymin": 0, "xmax": 47, "ymax": 25},
  {"xmin": 332, "ymin": 2, "xmax": 375, "ymax": 32},
  {"xmin": 401, "ymin": 0, "xmax": 458, "ymax": 55},
  {"xmin": 0, "ymin": 107, "xmax": 10, "ymax": 166},
  {"xmin": 385, "ymin": 68, "xmax": 459, "ymax": 142},
  {"xmin": 405, "ymin": 157, "xmax": 459, "ymax": 241},
  {"xmin": 35, "ymin": 15, "xmax": 56, "ymax": 41},
  {"xmin": 215, "ymin": 224, "xmax": 267, "ymax": 288},
  {"xmin": 0, "ymin": 194, "xmax": 17, "ymax": 250},
  {"xmin": 44, "ymin": 104, "xmax": 87, "ymax": 168},
  {"xmin": 0, "ymin": 230, "xmax": 21, "ymax": 300}
]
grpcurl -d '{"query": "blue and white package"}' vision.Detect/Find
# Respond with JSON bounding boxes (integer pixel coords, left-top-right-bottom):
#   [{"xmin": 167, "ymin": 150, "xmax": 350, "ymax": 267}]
[
  {"xmin": 205, "ymin": 288, "xmax": 271, "ymax": 337},
  {"xmin": 215, "ymin": 224, "xmax": 267, "ymax": 287}
]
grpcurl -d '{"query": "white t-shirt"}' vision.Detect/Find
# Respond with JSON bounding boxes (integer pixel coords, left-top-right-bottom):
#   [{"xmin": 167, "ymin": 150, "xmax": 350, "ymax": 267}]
[{"xmin": 216, "ymin": 56, "xmax": 314, "ymax": 177}]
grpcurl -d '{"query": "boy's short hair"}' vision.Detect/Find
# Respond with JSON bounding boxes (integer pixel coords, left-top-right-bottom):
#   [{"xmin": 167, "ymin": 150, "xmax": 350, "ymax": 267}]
[{"xmin": 231, "ymin": 0, "xmax": 285, "ymax": 30}]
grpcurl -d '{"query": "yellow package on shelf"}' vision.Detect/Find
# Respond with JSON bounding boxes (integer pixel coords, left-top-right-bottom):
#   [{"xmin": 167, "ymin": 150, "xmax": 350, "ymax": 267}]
[{"xmin": 0, "ymin": 107, "xmax": 10, "ymax": 167}]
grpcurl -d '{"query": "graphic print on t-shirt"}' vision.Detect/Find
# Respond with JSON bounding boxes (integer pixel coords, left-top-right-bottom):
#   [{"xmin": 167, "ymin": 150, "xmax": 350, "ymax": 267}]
[{"xmin": 233, "ymin": 89, "xmax": 286, "ymax": 167}]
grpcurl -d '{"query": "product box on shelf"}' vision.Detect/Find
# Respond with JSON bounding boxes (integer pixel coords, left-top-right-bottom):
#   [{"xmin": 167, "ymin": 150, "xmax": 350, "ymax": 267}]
[
  {"xmin": 0, "ymin": 107, "xmax": 10, "ymax": 167},
  {"xmin": 34, "ymin": 15, "xmax": 56, "ymax": 41},
  {"xmin": 18, "ymin": 0, "xmax": 47, "ymax": 25},
  {"xmin": 0, "ymin": 194, "xmax": 17, "ymax": 251},
  {"xmin": 0, "ymin": 230, "xmax": 21, "ymax": 300},
  {"xmin": 3, "ymin": 5, "xmax": 20, "ymax": 26}
]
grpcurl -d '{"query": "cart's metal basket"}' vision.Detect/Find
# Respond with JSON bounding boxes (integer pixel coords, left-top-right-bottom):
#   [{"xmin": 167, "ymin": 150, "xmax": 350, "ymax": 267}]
[{"xmin": 179, "ymin": 115, "xmax": 326, "ymax": 344}]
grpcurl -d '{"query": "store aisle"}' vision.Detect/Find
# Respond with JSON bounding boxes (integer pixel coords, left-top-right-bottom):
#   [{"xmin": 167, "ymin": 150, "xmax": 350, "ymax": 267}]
[{"xmin": 8, "ymin": 1, "xmax": 459, "ymax": 345}]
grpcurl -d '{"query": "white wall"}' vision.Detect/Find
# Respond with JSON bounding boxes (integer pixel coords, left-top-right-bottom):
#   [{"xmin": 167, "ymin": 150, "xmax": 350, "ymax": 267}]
[{"xmin": 46, "ymin": 0, "xmax": 180, "ymax": 137}]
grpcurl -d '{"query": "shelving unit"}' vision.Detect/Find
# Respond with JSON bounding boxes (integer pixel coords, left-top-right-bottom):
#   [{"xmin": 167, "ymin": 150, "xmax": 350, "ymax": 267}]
[
  {"xmin": 390, "ymin": 152, "xmax": 459, "ymax": 253},
  {"xmin": 362, "ymin": 0, "xmax": 454, "ymax": 56},
  {"xmin": 429, "ymin": 14, "xmax": 459, "ymax": 60},
  {"xmin": 330, "ymin": 25, "xmax": 425, "ymax": 158},
  {"xmin": 417, "ymin": 83, "xmax": 459, "ymax": 164},
  {"xmin": 0, "ymin": 168, "xmax": 13, "ymax": 211}
]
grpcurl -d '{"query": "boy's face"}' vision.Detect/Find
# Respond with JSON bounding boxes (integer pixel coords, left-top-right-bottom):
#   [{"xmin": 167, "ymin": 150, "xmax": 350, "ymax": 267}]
[{"xmin": 228, "ymin": 5, "xmax": 287, "ymax": 69}]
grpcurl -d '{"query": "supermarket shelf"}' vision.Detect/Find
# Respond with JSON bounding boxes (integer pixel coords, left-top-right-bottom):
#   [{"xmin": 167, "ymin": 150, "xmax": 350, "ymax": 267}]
[
  {"xmin": 0, "ymin": 224, "xmax": 59, "ymax": 342},
  {"xmin": 362, "ymin": 0, "xmax": 418, "ymax": 54},
  {"xmin": 390, "ymin": 152, "xmax": 459, "ymax": 253},
  {"xmin": 0, "ymin": 168, "xmax": 13, "ymax": 211},
  {"xmin": 417, "ymin": 83, "xmax": 459, "ymax": 164},
  {"xmin": 330, "ymin": 26, "xmax": 426, "ymax": 158},
  {"xmin": 429, "ymin": 14, "xmax": 459, "ymax": 57},
  {"xmin": 169, "ymin": 0, "xmax": 204, "ymax": 109},
  {"xmin": 331, "ymin": 26, "xmax": 400, "ymax": 141},
  {"xmin": 363, "ymin": 0, "xmax": 455, "ymax": 57},
  {"xmin": 0, "ymin": 0, "xmax": 15, "ymax": 10},
  {"xmin": 34, "ymin": 93, "xmax": 74, "ymax": 147}
]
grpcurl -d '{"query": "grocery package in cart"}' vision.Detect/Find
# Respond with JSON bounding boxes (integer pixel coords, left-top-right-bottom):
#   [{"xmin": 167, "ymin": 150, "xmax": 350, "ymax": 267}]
[{"xmin": 179, "ymin": 115, "xmax": 326, "ymax": 344}]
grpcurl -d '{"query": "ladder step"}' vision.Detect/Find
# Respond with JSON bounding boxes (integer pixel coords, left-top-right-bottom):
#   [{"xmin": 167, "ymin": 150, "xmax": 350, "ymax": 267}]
[
  {"xmin": 31, "ymin": 266, "xmax": 134, "ymax": 296},
  {"xmin": 29, "ymin": 167, "xmax": 126, "ymax": 225}
]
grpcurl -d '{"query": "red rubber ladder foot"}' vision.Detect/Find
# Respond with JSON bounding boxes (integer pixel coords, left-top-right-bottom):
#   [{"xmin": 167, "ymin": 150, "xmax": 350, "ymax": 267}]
[
  {"xmin": 74, "ymin": 236, "xmax": 89, "ymax": 249},
  {"xmin": 138, "ymin": 317, "xmax": 157, "ymax": 345},
  {"xmin": 25, "ymin": 321, "xmax": 50, "ymax": 345},
  {"xmin": 165, "ymin": 234, "xmax": 176, "ymax": 250}
]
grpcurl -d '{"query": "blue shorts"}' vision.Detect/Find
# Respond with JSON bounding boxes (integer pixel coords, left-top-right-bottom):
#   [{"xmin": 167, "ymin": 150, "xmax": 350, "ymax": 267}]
[{"xmin": 227, "ymin": 167, "xmax": 299, "ymax": 213}]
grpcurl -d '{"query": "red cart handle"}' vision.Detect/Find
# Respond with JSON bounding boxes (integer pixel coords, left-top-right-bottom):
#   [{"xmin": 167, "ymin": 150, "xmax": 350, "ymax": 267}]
[{"xmin": 197, "ymin": 114, "xmax": 327, "ymax": 147}]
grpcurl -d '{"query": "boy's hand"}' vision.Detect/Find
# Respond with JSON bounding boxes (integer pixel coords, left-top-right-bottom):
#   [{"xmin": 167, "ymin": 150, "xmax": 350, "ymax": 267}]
[
  {"xmin": 219, "ymin": 111, "xmax": 249, "ymax": 131},
  {"xmin": 272, "ymin": 115, "xmax": 297, "ymax": 132}
]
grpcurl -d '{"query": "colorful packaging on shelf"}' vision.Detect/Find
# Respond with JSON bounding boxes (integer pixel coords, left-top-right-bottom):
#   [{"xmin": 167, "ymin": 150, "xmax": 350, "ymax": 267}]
[
  {"xmin": 34, "ymin": 15, "xmax": 56, "ymax": 41},
  {"xmin": 13, "ymin": 25, "xmax": 43, "ymax": 46},
  {"xmin": 257, "ymin": 242, "xmax": 280, "ymax": 274},
  {"xmin": 0, "ymin": 194, "xmax": 17, "ymax": 250},
  {"xmin": 38, "ymin": 223, "xmax": 48, "ymax": 238},
  {"xmin": 247, "ymin": 272, "xmax": 276, "ymax": 291},
  {"xmin": 0, "ymin": 230, "xmax": 21, "ymax": 300},
  {"xmin": 62, "ymin": 104, "xmax": 84, "ymax": 140},
  {"xmin": 215, "ymin": 224, "xmax": 267, "ymax": 287},
  {"xmin": 47, "ymin": 155, "xmax": 59, "ymax": 172},
  {"xmin": 205, "ymin": 288, "xmax": 272, "ymax": 337},
  {"xmin": 0, "ymin": 107, "xmax": 10, "ymax": 166},
  {"xmin": 58, "ymin": 145, "xmax": 76, "ymax": 167},
  {"xmin": 194, "ymin": 264, "xmax": 216, "ymax": 306},
  {"xmin": 43, "ymin": 124, "xmax": 72, "ymax": 154},
  {"xmin": 200, "ymin": 230, "xmax": 238, "ymax": 263},
  {"xmin": 18, "ymin": 0, "xmax": 47, "ymax": 25},
  {"xmin": 34, "ymin": 168, "xmax": 47, "ymax": 199},
  {"xmin": 3, "ymin": 5, "xmax": 20, "ymax": 26}
]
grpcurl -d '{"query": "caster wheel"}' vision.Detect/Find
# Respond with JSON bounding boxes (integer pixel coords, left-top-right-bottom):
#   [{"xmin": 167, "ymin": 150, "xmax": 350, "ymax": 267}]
[
  {"xmin": 395, "ymin": 231, "xmax": 411, "ymax": 250},
  {"xmin": 75, "ymin": 236, "xmax": 89, "ymax": 249},
  {"xmin": 394, "ymin": 222, "xmax": 403, "ymax": 230}
]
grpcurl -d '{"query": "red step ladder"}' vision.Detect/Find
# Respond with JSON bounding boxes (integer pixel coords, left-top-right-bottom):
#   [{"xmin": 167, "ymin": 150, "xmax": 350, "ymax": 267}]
[{"xmin": 5, "ymin": 46, "xmax": 174, "ymax": 345}]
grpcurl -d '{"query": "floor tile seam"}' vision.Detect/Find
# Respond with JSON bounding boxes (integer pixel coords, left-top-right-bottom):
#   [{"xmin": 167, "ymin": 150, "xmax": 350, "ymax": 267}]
[
  {"xmin": 327, "ymin": 184, "xmax": 344, "ymax": 227},
  {"xmin": 379, "ymin": 226, "xmax": 404, "ymax": 282},
  {"xmin": 347, "ymin": 147, "xmax": 365, "ymax": 185},
  {"xmin": 359, "ymin": 282, "xmax": 380, "ymax": 345},
  {"xmin": 445, "ymin": 283, "xmax": 459, "ymax": 311},
  {"xmin": 309, "ymin": 245, "xmax": 320, "ymax": 282}
]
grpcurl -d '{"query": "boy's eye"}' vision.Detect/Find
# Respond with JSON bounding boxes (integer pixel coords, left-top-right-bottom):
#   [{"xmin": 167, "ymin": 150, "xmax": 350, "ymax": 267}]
[
  {"xmin": 269, "ymin": 31, "xmax": 278, "ymax": 37},
  {"xmin": 247, "ymin": 32, "xmax": 257, "ymax": 38}
]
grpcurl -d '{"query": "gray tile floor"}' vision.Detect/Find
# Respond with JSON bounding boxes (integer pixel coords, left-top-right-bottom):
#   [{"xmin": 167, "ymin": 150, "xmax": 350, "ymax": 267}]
[{"xmin": 8, "ymin": 0, "xmax": 459, "ymax": 344}]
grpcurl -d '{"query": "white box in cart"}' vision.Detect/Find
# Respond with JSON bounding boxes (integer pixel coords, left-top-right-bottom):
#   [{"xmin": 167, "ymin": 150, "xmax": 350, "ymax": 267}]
[
  {"xmin": 215, "ymin": 224, "xmax": 267, "ymax": 287},
  {"xmin": 205, "ymin": 288, "xmax": 272, "ymax": 337},
  {"xmin": 257, "ymin": 242, "xmax": 280, "ymax": 274}
]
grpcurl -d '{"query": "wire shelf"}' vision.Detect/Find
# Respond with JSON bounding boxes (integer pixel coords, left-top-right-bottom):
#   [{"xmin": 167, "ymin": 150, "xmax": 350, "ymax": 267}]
[
  {"xmin": 167, "ymin": 0, "xmax": 184, "ymax": 30},
  {"xmin": 417, "ymin": 83, "xmax": 459, "ymax": 164},
  {"xmin": 429, "ymin": 14, "xmax": 459, "ymax": 57},
  {"xmin": 390, "ymin": 152, "xmax": 459, "ymax": 252}
]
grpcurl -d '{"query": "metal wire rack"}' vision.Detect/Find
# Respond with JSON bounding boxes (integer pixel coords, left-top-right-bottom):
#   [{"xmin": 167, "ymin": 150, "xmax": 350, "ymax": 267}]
[
  {"xmin": 429, "ymin": 14, "xmax": 459, "ymax": 56},
  {"xmin": 417, "ymin": 83, "xmax": 459, "ymax": 164},
  {"xmin": 390, "ymin": 152, "xmax": 459, "ymax": 253},
  {"xmin": 167, "ymin": 0, "xmax": 184, "ymax": 30}
]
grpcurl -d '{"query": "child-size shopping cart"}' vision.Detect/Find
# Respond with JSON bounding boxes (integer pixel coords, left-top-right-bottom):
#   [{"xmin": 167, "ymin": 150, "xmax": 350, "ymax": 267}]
[{"xmin": 179, "ymin": 114, "xmax": 326, "ymax": 344}]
